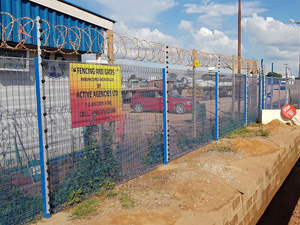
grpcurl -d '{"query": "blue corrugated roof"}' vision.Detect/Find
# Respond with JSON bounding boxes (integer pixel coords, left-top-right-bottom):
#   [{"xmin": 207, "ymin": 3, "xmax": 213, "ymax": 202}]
[{"xmin": 0, "ymin": 0, "xmax": 114, "ymax": 53}]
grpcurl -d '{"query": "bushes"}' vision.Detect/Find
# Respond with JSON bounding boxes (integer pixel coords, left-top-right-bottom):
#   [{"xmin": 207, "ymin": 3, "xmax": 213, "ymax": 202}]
[
  {"xmin": 0, "ymin": 171, "xmax": 42, "ymax": 225},
  {"xmin": 142, "ymin": 127, "xmax": 164, "ymax": 165},
  {"xmin": 51, "ymin": 126, "xmax": 121, "ymax": 210}
]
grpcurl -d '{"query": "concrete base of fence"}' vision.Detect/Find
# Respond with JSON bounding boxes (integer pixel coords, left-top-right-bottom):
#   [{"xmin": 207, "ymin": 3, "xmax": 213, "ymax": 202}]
[
  {"xmin": 35, "ymin": 124, "xmax": 300, "ymax": 225},
  {"xmin": 262, "ymin": 109, "xmax": 300, "ymax": 125},
  {"xmin": 209, "ymin": 132, "xmax": 300, "ymax": 225}
]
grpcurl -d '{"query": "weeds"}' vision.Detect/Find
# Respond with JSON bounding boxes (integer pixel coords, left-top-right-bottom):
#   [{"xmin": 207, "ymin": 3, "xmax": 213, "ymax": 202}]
[
  {"xmin": 225, "ymin": 126, "xmax": 250, "ymax": 139},
  {"xmin": 119, "ymin": 193, "xmax": 134, "ymax": 208},
  {"xmin": 106, "ymin": 190, "xmax": 119, "ymax": 198},
  {"xmin": 207, "ymin": 142, "xmax": 235, "ymax": 153},
  {"xmin": 97, "ymin": 181, "xmax": 115, "ymax": 195},
  {"xmin": 260, "ymin": 129, "xmax": 270, "ymax": 137},
  {"xmin": 225, "ymin": 125, "xmax": 271, "ymax": 139},
  {"xmin": 143, "ymin": 127, "xmax": 164, "ymax": 165},
  {"xmin": 67, "ymin": 188, "xmax": 83, "ymax": 205},
  {"xmin": 71, "ymin": 199, "xmax": 99, "ymax": 219}
]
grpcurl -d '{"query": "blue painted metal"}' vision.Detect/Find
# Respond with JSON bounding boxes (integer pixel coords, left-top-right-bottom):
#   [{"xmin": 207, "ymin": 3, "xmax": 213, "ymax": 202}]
[
  {"xmin": 215, "ymin": 72, "xmax": 219, "ymax": 141},
  {"xmin": 1, "ymin": 0, "xmax": 106, "ymax": 53},
  {"xmin": 162, "ymin": 68, "xmax": 168, "ymax": 165},
  {"xmin": 270, "ymin": 63, "xmax": 274, "ymax": 109},
  {"xmin": 262, "ymin": 76, "xmax": 265, "ymax": 109},
  {"xmin": 244, "ymin": 74, "xmax": 247, "ymax": 125},
  {"xmin": 34, "ymin": 57, "xmax": 51, "ymax": 219}
]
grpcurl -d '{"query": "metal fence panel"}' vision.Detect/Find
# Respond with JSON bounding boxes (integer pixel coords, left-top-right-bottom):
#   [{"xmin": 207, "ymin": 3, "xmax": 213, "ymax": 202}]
[
  {"xmin": 0, "ymin": 57, "xmax": 43, "ymax": 225},
  {"xmin": 265, "ymin": 77, "xmax": 287, "ymax": 109},
  {"xmin": 166, "ymin": 69, "xmax": 215, "ymax": 161},
  {"xmin": 219, "ymin": 74, "xmax": 245, "ymax": 137},
  {"xmin": 2, "ymin": 56, "xmax": 300, "ymax": 224},
  {"xmin": 39, "ymin": 61, "xmax": 164, "ymax": 212},
  {"xmin": 247, "ymin": 76, "xmax": 259, "ymax": 124}
]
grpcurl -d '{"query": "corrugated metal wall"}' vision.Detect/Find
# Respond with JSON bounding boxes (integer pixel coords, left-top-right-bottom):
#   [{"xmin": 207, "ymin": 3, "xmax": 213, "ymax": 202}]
[{"xmin": 0, "ymin": 0, "xmax": 104, "ymax": 53}]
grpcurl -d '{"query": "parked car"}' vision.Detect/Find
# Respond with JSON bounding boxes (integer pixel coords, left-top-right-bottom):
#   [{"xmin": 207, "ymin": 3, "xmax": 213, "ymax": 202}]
[{"xmin": 130, "ymin": 89, "xmax": 194, "ymax": 114}]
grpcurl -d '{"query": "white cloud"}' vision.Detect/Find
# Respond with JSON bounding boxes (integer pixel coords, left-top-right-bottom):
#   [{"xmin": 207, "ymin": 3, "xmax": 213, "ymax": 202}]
[
  {"xmin": 191, "ymin": 27, "xmax": 244, "ymax": 56},
  {"xmin": 183, "ymin": 1, "xmax": 266, "ymax": 27},
  {"xmin": 96, "ymin": 0, "xmax": 176, "ymax": 25},
  {"xmin": 178, "ymin": 20, "xmax": 193, "ymax": 31},
  {"xmin": 242, "ymin": 14, "xmax": 299, "ymax": 74},
  {"xmin": 114, "ymin": 21, "xmax": 179, "ymax": 46}
]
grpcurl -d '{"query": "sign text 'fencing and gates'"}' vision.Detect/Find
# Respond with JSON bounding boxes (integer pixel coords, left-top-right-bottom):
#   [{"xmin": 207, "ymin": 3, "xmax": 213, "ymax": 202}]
[{"xmin": 69, "ymin": 63, "xmax": 122, "ymax": 128}]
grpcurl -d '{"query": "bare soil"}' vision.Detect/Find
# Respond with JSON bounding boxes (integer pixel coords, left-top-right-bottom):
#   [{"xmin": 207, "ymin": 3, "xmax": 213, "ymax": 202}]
[{"xmin": 34, "ymin": 120, "xmax": 300, "ymax": 225}]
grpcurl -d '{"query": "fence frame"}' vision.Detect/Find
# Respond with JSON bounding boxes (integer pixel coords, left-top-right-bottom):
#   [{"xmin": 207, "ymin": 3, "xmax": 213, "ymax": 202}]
[
  {"xmin": 244, "ymin": 74, "xmax": 247, "ymax": 125},
  {"xmin": 1, "ymin": 57, "xmax": 296, "ymax": 224},
  {"xmin": 35, "ymin": 16, "xmax": 51, "ymax": 219}
]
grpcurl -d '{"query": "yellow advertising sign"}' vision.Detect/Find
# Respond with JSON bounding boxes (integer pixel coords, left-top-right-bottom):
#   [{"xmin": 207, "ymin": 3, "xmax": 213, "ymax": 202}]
[{"xmin": 69, "ymin": 63, "xmax": 122, "ymax": 128}]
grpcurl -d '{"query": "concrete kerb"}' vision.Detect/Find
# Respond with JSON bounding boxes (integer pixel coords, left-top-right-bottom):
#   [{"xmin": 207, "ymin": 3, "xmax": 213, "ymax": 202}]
[{"xmin": 212, "ymin": 132, "xmax": 300, "ymax": 225}]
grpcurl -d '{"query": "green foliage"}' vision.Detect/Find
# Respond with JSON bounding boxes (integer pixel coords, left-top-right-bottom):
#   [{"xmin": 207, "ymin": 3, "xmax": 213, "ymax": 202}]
[
  {"xmin": 143, "ymin": 127, "xmax": 164, "ymax": 165},
  {"xmin": 266, "ymin": 72, "xmax": 283, "ymax": 77},
  {"xmin": 119, "ymin": 193, "xmax": 134, "ymax": 208},
  {"xmin": 0, "ymin": 171, "xmax": 42, "ymax": 225},
  {"xmin": 53, "ymin": 126, "xmax": 120, "ymax": 209},
  {"xmin": 225, "ymin": 126, "xmax": 250, "ymax": 139},
  {"xmin": 97, "ymin": 181, "xmax": 115, "ymax": 195},
  {"xmin": 260, "ymin": 129, "xmax": 270, "ymax": 137},
  {"xmin": 67, "ymin": 188, "xmax": 83, "ymax": 205},
  {"xmin": 106, "ymin": 190, "xmax": 119, "ymax": 198},
  {"xmin": 71, "ymin": 199, "xmax": 99, "ymax": 219}
]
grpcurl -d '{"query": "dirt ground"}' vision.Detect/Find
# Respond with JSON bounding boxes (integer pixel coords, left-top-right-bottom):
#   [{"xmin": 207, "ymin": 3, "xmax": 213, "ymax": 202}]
[{"xmin": 35, "ymin": 120, "xmax": 300, "ymax": 225}]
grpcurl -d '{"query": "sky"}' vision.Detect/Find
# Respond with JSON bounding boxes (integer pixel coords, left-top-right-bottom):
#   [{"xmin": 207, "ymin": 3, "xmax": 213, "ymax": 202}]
[{"xmin": 69, "ymin": 0, "xmax": 300, "ymax": 76}]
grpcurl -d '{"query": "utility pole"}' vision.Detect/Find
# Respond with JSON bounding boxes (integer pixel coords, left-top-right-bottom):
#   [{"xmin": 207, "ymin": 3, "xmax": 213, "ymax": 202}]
[{"xmin": 238, "ymin": 0, "xmax": 241, "ymax": 74}]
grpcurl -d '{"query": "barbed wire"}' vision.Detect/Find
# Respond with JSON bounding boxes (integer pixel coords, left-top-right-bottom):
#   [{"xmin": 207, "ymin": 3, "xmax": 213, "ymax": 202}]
[{"xmin": 0, "ymin": 12, "xmax": 257, "ymax": 72}]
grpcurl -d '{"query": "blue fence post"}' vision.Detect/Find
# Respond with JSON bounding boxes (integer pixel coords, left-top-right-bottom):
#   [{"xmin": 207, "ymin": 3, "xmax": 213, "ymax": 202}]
[
  {"xmin": 262, "ymin": 75, "xmax": 265, "ymax": 110},
  {"xmin": 270, "ymin": 63, "xmax": 274, "ymax": 109},
  {"xmin": 244, "ymin": 74, "xmax": 247, "ymax": 125},
  {"xmin": 215, "ymin": 71, "xmax": 219, "ymax": 141},
  {"xmin": 34, "ymin": 57, "xmax": 51, "ymax": 219},
  {"xmin": 163, "ymin": 67, "xmax": 168, "ymax": 165}
]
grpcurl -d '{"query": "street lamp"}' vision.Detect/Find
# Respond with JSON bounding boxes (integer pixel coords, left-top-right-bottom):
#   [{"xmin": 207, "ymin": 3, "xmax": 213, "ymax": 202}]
[{"xmin": 289, "ymin": 19, "xmax": 300, "ymax": 79}]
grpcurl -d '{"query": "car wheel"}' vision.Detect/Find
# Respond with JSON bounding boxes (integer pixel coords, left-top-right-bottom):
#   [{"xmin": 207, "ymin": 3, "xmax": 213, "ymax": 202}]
[
  {"xmin": 174, "ymin": 104, "xmax": 186, "ymax": 114},
  {"xmin": 134, "ymin": 103, "xmax": 144, "ymax": 113}
]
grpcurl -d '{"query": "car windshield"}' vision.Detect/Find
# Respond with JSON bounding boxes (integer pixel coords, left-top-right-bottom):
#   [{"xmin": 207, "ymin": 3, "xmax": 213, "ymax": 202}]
[{"xmin": 169, "ymin": 90, "xmax": 182, "ymax": 98}]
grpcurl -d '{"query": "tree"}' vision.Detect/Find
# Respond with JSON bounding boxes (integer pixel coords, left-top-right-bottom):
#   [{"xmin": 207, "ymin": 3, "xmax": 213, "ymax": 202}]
[{"xmin": 266, "ymin": 72, "xmax": 282, "ymax": 78}]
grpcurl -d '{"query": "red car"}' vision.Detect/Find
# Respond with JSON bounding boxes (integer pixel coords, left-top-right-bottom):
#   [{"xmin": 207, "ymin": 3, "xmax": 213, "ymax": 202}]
[{"xmin": 130, "ymin": 89, "xmax": 194, "ymax": 114}]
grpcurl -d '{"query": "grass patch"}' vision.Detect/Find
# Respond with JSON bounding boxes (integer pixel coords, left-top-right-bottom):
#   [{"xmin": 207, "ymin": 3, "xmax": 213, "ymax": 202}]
[
  {"xmin": 152, "ymin": 175, "xmax": 163, "ymax": 180},
  {"xmin": 260, "ymin": 129, "xmax": 270, "ymax": 137},
  {"xmin": 71, "ymin": 199, "xmax": 99, "ymax": 219},
  {"xmin": 225, "ymin": 125, "xmax": 271, "ymax": 139},
  {"xmin": 225, "ymin": 126, "xmax": 251, "ymax": 139},
  {"xmin": 208, "ymin": 142, "xmax": 235, "ymax": 153},
  {"xmin": 106, "ymin": 190, "xmax": 119, "ymax": 198},
  {"xmin": 96, "ymin": 181, "xmax": 115, "ymax": 196},
  {"xmin": 119, "ymin": 193, "xmax": 134, "ymax": 208}
]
